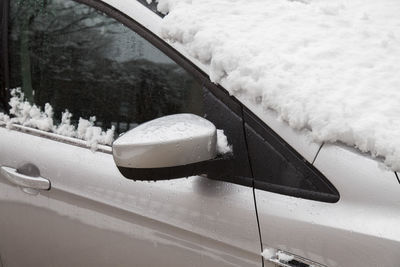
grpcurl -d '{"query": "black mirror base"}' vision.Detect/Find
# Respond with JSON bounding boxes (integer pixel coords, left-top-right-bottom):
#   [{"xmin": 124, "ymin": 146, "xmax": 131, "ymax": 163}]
[{"xmin": 117, "ymin": 153, "xmax": 236, "ymax": 182}]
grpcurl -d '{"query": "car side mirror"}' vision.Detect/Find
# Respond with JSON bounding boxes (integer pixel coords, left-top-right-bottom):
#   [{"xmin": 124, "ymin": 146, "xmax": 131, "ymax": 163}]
[{"xmin": 112, "ymin": 114, "xmax": 232, "ymax": 181}]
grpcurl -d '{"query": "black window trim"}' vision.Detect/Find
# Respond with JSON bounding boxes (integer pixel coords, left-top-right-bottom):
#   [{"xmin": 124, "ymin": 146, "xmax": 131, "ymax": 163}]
[
  {"xmin": 4, "ymin": 0, "xmax": 339, "ymax": 203},
  {"xmin": 1, "ymin": 0, "xmax": 9, "ymax": 112},
  {"xmin": 243, "ymin": 107, "xmax": 339, "ymax": 203},
  {"xmin": 136, "ymin": 0, "xmax": 165, "ymax": 18}
]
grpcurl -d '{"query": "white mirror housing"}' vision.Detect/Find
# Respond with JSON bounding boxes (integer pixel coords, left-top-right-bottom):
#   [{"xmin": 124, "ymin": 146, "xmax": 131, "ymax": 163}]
[{"xmin": 112, "ymin": 114, "xmax": 217, "ymax": 169}]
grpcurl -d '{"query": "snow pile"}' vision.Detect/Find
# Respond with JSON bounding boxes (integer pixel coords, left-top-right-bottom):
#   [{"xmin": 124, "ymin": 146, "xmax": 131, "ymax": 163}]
[
  {"xmin": 262, "ymin": 248, "xmax": 294, "ymax": 263},
  {"xmin": 0, "ymin": 88, "xmax": 115, "ymax": 150},
  {"xmin": 216, "ymin": 129, "xmax": 232, "ymax": 155},
  {"xmin": 151, "ymin": 0, "xmax": 400, "ymax": 171},
  {"xmin": 0, "ymin": 91, "xmax": 232, "ymax": 154},
  {"xmin": 276, "ymin": 251, "xmax": 295, "ymax": 262},
  {"xmin": 261, "ymin": 247, "xmax": 277, "ymax": 260}
]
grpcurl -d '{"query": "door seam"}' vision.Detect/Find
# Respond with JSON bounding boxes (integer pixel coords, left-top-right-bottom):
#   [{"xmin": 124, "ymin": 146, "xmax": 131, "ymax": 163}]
[{"xmin": 240, "ymin": 105, "xmax": 264, "ymax": 267}]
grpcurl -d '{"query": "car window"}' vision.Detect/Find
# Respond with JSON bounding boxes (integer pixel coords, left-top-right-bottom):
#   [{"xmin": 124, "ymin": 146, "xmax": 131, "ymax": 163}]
[
  {"xmin": 8, "ymin": 0, "xmax": 203, "ymax": 136},
  {"xmin": 244, "ymin": 110, "xmax": 339, "ymax": 202},
  {"xmin": 0, "ymin": 0, "xmax": 7, "ymax": 113}
]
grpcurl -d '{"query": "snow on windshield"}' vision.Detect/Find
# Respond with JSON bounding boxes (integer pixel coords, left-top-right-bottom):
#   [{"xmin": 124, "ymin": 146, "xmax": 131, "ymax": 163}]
[
  {"xmin": 0, "ymin": 88, "xmax": 115, "ymax": 150},
  {"xmin": 151, "ymin": 0, "xmax": 400, "ymax": 171}
]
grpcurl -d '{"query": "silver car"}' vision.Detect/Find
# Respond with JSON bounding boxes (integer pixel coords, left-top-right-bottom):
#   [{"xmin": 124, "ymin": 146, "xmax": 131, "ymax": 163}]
[{"xmin": 0, "ymin": 0, "xmax": 399, "ymax": 267}]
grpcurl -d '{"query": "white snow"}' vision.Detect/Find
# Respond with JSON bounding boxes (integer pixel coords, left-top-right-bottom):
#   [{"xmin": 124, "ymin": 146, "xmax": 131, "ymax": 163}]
[
  {"xmin": 261, "ymin": 247, "xmax": 277, "ymax": 260},
  {"xmin": 262, "ymin": 248, "xmax": 294, "ymax": 263},
  {"xmin": 0, "ymin": 113, "xmax": 10, "ymax": 125},
  {"xmin": 216, "ymin": 129, "xmax": 232, "ymax": 155},
  {"xmin": 150, "ymin": 0, "xmax": 400, "ymax": 171},
  {"xmin": 277, "ymin": 250, "xmax": 295, "ymax": 263},
  {"xmin": 0, "ymin": 94, "xmax": 232, "ymax": 155},
  {"xmin": 0, "ymin": 88, "xmax": 115, "ymax": 150}
]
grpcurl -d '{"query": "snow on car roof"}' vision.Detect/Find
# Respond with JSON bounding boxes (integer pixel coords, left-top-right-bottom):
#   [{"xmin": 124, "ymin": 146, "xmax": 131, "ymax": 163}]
[{"xmin": 151, "ymin": 0, "xmax": 400, "ymax": 172}]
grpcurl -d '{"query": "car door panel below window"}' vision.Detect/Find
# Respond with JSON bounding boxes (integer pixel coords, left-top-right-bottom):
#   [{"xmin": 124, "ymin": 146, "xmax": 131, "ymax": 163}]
[
  {"xmin": 0, "ymin": 127, "xmax": 261, "ymax": 267},
  {"xmin": 256, "ymin": 144, "xmax": 400, "ymax": 267}
]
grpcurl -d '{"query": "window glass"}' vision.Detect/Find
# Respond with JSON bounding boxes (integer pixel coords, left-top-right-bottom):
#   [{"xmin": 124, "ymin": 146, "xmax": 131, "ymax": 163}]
[
  {"xmin": 8, "ymin": 0, "xmax": 203, "ymax": 136},
  {"xmin": 245, "ymin": 115, "xmax": 339, "ymax": 202},
  {"xmin": 0, "ymin": 0, "xmax": 6, "ymax": 113},
  {"xmin": 0, "ymin": 71, "xmax": 4, "ymax": 113}
]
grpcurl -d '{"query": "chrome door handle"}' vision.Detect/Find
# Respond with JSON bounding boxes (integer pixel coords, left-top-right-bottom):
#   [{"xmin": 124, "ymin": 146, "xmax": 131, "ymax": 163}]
[{"xmin": 0, "ymin": 166, "xmax": 50, "ymax": 190}]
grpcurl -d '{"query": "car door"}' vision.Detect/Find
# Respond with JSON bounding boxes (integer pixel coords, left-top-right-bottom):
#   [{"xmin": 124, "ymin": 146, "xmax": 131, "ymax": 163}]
[{"xmin": 0, "ymin": 0, "xmax": 262, "ymax": 266}]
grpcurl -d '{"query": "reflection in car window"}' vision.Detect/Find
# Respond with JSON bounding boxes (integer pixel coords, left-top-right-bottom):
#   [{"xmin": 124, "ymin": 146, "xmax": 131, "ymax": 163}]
[{"xmin": 8, "ymin": 0, "xmax": 203, "ymax": 136}]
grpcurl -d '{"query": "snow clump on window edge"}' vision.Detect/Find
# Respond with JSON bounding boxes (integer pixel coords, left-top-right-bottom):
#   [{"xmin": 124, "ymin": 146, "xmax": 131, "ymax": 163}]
[
  {"xmin": 216, "ymin": 129, "xmax": 232, "ymax": 155},
  {"xmin": 0, "ymin": 88, "xmax": 115, "ymax": 150},
  {"xmin": 150, "ymin": 0, "xmax": 400, "ymax": 172}
]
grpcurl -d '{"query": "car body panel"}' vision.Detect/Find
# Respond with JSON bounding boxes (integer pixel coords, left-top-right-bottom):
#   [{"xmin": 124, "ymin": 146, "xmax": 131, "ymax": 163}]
[
  {"xmin": 0, "ymin": 126, "xmax": 261, "ymax": 266},
  {"xmin": 256, "ymin": 143, "xmax": 400, "ymax": 267}
]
